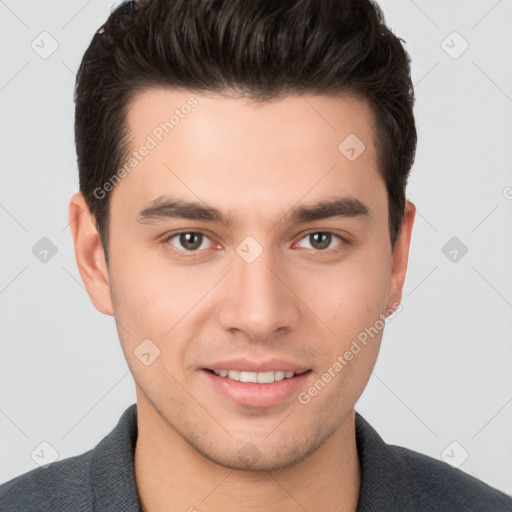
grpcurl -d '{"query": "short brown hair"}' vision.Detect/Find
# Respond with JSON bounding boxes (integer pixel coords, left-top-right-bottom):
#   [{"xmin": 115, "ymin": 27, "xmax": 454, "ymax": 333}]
[{"xmin": 74, "ymin": 0, "xmax": 416, "ymax": 263}]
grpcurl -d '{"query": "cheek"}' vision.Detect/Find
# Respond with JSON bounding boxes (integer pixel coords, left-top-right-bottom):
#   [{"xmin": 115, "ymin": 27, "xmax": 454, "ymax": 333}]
[
  {"xmin": 108, "ymin": 262, "xmax": 191, "ymax": 388},
  {"xmin": 311, "ymin": 258, "xmax": 390, "ymax": 400},
  {"xmin": 296, "ymin": 247, "xmax": 391, "ymax": 331},
  {"xmin": 110, "ymin": 264, "xmax": 193, "ymax": 335},
  {"xmin": 107, "ymin": 244, "xmax": 223, "ymax": 356}
]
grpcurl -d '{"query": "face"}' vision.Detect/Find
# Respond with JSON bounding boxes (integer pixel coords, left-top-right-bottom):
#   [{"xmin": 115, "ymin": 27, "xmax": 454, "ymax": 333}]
[{"xmin": 71, "ymin": 88, "xmax": 414, "ymax": 471}]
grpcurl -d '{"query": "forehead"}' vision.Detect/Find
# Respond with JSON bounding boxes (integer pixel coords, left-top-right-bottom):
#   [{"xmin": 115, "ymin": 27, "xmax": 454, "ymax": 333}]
[
  {"xmin": 125, "ymin": 88, "xmax": 377, "ymax": 151},
  {"xmin": 111, "ymin": 88, "xmax": 384, "ymax": 225}
]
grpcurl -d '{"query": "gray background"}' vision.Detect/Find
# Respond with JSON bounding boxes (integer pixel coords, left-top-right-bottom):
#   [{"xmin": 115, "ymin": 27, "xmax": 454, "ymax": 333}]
[{"xmin": 1, "ymin": 0, "xmax": 511, "ymax": 496}]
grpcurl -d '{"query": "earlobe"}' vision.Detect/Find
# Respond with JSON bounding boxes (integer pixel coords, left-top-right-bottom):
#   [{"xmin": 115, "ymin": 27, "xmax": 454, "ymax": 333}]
[
  {"xmin": 388, "ymin": 201, "xmax": 416, "ymax": 310},
  {"xmin": 68, "ymin": 193, "xmax": 114, "ymax": 316}
]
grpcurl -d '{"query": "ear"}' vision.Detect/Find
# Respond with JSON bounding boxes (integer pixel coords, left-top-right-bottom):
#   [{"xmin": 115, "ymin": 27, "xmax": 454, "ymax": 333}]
[
  {"xmin": 387, "ymin": 200, "xmax": 415, "ymax": 311},
  {"xmin": 68, "ymin": 192, "xmax": 114, "ymax": 316}
]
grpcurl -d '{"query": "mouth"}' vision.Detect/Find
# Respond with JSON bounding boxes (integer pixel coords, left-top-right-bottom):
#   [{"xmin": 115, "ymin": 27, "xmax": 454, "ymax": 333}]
[
  {"xmin": 203, "ymin": 368, "xmax": 311, "ymax": 384},
  {"xmin": 201, "ymin": 367, "xmax": 313, "ymax": 408}
]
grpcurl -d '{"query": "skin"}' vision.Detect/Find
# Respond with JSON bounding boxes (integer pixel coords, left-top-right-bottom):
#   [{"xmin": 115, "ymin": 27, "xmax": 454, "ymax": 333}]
[{"xmin": 69, "ymin": 88, "xmax": 415, "ymax": 512}]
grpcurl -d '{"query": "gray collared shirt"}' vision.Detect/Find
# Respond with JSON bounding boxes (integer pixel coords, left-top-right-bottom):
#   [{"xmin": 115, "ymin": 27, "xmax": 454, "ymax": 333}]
[{"xmin": 1, "ymin": 404, "xmax": 511, "ymax": 511}]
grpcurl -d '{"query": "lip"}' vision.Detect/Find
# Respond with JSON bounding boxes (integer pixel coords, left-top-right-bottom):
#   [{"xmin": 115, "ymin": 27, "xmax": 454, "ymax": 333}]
[
  {"xmin": 202, "ymin": 357, "xmax": 310, "ymax": 374},
  {"xmin": 201, "ymin": 368, "xmax": 312, "ymax": 408}
]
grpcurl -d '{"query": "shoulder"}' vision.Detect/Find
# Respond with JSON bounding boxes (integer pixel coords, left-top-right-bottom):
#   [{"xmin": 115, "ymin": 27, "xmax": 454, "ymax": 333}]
[
  {"xmin": 391, "ymin": 444, "xmax": 512, "ymax": 510},
  {"xmin": 0, "ymin": 403, "xmax": 140, "ymax": 512},
  {"xmin": 355, "ymin": 412, "xmax": 512, "ymax": 511},
  {"xmin": 0, "ymin": 450, "xmax": 95, "ymax": 512}
]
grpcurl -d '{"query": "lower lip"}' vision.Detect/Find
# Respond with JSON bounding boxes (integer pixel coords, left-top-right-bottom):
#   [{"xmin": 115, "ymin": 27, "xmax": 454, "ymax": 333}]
[{"xmin": 201, "ymin": 369, "xmax": 312, "ymax": 408}]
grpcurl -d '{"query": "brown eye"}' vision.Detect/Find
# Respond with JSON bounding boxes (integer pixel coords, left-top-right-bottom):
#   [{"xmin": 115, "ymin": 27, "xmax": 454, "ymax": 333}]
[
  {"xmin": 295, "ymin": 231, "xmax": 345, "ymax": 252},
  {"xmin": 180, "ymin": 233, "xmax": 203, "ymax": 250},
  {"xmin": 309, "ymin": 232, "xmax": 331, "ymax": 250},
  {"xmin": 167, "ymin": 232, "xmax": 211, "ymax": 252}
]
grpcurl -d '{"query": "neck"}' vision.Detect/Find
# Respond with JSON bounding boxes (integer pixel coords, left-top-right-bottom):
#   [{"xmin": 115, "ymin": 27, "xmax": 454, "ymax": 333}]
[{"xmin": 134, "ymin": 396, "xmax": 361, "ymax": 512}]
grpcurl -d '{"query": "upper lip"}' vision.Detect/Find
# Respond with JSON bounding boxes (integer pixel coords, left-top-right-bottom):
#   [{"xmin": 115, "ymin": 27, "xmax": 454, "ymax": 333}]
[{"xmin": 203, "ymin": 358, "xmax": 310, "ymax": 374}]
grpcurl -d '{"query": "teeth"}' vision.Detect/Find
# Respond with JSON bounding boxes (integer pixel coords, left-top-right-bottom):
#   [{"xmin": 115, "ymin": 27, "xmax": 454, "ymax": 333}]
[
  {"xmin": 256, "ymin": 371, "xmax": 274, "ymax": 384},
  {"xmin": 211, "ymin": 369, "xmax": 298, "ymax": 383},
  {"xmin": 240, "ymin": 371, "xmax": 258, "ymax": 383}
]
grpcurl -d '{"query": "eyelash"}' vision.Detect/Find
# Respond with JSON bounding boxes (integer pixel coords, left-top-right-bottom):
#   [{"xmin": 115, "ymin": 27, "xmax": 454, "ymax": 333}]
[{"xmin": 162, "ymin": 230, "xmax": 348, "ymax": 257}]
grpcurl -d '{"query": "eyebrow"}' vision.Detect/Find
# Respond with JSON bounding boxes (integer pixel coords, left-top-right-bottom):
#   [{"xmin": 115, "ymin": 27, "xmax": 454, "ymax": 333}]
[{"xmin": 136, "ymin": 196, "xmax": 370, "ymax": 228}]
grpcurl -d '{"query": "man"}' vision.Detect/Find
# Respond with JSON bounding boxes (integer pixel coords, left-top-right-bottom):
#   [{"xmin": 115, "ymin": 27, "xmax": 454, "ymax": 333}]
[{"xmin": 1, "ymin": 0, "xmax": 510, "ymax": 510}]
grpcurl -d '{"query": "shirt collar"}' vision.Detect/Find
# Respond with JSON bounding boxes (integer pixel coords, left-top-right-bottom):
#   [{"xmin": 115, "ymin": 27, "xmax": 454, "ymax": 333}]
[
  {"xmin": 90, "ymin": 404, "xmax": 411, "ymax": 511},
  {"xmin": 355, "ymin": 411, "xmax": 414, "ymax": 510},
  {"xmin": 91, "ymin": 403, "xmax": 142, "ymax": 511}
]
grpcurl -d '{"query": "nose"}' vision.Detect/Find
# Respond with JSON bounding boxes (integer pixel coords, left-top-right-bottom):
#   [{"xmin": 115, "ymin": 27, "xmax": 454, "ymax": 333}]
[{"xmin": 217, "ymin": 243, "xmax": 301, "ymax": 341}]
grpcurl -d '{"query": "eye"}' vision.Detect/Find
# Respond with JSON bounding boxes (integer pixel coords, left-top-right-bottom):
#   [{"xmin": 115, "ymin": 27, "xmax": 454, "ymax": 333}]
[
  {"xmin": 162, "ymin": 230, "xmax": 347, "ymax": 256},
  {"xmin": 165, "ymin": 232, "xmax": 214, "ymax": 252},
  {"xmin": 295, "ymin": 231, "xmax": 345, "ymax": 251}
]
